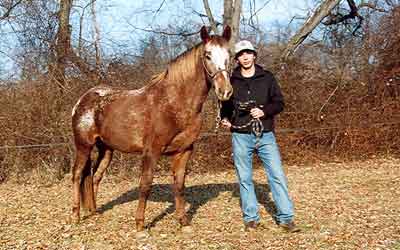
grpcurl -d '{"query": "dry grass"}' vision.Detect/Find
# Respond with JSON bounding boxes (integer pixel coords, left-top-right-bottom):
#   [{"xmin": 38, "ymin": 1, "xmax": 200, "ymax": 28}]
[
  {"xmin": 1, "ymin": 56, "xmax": 399, "ymax": 183},
  {"xmin": 1, "ymin": 157, "xmax": 399, "ymax": 250}
]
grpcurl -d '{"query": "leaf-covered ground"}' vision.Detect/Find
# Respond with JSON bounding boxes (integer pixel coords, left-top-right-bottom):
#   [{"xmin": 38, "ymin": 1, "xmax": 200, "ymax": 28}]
[{"xmin": 1, "ymin": 158, "xmax": 400, "ymax": 250}]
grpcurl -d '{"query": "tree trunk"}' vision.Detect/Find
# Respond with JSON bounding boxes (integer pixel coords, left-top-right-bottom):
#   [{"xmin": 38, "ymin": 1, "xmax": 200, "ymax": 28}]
[
  {"xmin": 280, "ymin": 0, "xmax": 341, "ymax": 61},
  {"xmin": 91, "ymin": 0, "xmax": 102, "ymax": 72},
  {"xmin": 202, "ymin": 0, "xmax": 218, "ymax": 34},
  {"xmin": 51, "ymin": 0, "xmax": 94, "ymax": 88},
  {"xmin": 53, "ymin": 0, "xmax": 73, "ymax": 86},
  {"xmin": 223, "ymin": 1, "xmax": 233, "ymax": 28},
  {"xmin": 223, "ymin": 0, "xmax": 242, "ymax": 50},
  {"xmin": 202, "ymin": 0, "xmax": 242, "ymax": 51}
]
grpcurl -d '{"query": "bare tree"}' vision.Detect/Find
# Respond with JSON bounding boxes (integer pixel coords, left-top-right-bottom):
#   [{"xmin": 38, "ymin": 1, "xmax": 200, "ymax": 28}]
[
  {"xmin": 201, "ymin": 0, "xmax": 242, "ymax": 49},
  {"xmin": 202, "ymin": 0, "xmax": 218, "ymax": 33},
  {"xmin": 281, "ymin": 0, "xmax": 390, "ymax": 61},
  {"xmin": 91, "ymin": 0, "xmax": 102, "ymax": 72},
  {"xmin": 76, "ymin": 1, "xmax": 92, "ymax": 57},
  {"xmin": 8, "ymin": 0, "xmax": 59, "ymax": 80},
  {"xmin": 51, "ymin": 0, "xmax": 94, "ymax": 88},
  {"xmin": 52, "ymin": 0, "xmax": 73, "ymax": 85},
  {"xmin": 280, "ymin": 0, "xmax": 342, "ymax": 61},
  {"xmin": 223, "ymin": 0, "xmax": 242, "ymax": 48}
]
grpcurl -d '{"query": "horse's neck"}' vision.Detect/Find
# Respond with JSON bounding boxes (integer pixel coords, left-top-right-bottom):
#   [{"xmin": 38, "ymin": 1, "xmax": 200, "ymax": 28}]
[{"xmin": 157, "ymin": 45, "xmax": 210, "ymax": 113}]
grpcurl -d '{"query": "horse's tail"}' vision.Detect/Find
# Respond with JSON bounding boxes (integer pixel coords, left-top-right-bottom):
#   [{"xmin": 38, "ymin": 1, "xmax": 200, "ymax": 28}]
[{"xmin": 80, "ymin": 161, "xmax": 96, "ymax": 212}]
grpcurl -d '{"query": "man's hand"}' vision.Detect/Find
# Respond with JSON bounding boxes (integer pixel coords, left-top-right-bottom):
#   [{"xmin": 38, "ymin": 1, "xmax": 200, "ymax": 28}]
[
  {"xmin": 250, "ymin": 108, "xmax": 264, "ymax": 119},
  {"xmin": 221, "ymin": 118, "xmax": 232, "ymax": 128}
]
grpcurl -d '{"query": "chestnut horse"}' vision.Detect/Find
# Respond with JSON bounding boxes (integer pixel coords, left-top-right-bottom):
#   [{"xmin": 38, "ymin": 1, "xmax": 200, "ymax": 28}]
[{"xmin": 71, "ymin": 26, "xmax": 232, "ymax": 235}]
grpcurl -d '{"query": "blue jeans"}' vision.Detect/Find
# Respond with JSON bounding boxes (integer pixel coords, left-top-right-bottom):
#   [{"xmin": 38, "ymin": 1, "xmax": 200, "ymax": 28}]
[{"xmin": 232, "ymin": 131, "xmax": 294, "ymax": 224}]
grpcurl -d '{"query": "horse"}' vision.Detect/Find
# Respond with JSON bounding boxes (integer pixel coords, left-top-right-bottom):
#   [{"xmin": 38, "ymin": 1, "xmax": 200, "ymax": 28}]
[{"xmin": 70, "ymin": 26, "xmax": 232, "ymax": 236}]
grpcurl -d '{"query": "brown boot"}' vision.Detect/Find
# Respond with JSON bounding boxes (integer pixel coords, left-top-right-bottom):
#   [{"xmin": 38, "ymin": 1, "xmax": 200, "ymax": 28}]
[
  {"xmin": 244, "ymin": 221, "xmax": 258, "ymax": 231},
  {"xmin": 278, "ymin": 221, "xmax": 301, "ymax": 233}
]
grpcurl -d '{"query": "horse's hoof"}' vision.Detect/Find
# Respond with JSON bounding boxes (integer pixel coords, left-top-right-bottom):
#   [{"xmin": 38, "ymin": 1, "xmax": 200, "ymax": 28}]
[
  {"xmin": 136, "ymin": 230, "xmax": 150, "ymax": 240},
  {"xmin": 181, "ymin": 225, "xmax": 193, "ymax": 234}
]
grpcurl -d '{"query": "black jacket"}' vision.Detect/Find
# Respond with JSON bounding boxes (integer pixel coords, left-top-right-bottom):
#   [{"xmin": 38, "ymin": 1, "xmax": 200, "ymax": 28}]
[{"xmin": 221, "ymin": 64, "xmax": 284, "ymax": 133}]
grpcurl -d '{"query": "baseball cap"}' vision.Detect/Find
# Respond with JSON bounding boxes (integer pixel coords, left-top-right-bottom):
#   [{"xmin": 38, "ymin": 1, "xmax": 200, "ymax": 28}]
[{"xmin": 234, "ymin": 40, "xmax": 257, "ymax": 57}]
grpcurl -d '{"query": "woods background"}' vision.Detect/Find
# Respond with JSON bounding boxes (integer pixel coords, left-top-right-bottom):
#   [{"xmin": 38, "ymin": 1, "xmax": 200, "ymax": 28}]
[{"xmin": 0, "ymin": 0, "xmax": 399, "ymax": 183}]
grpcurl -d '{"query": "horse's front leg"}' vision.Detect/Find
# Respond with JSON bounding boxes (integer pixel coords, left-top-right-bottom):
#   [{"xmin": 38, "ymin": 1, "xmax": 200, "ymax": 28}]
[
  {"xmin": 135, "ymin": 149, "xmax": 160, "ymax": 235},
  {"xmin": 171, "ymin": 146, "xmax": 193, "ymax": 230}
]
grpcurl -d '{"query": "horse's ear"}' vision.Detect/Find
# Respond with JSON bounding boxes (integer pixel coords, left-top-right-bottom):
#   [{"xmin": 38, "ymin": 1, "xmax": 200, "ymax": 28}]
[
  {"xmin": 222, "ymin": 25, "xmax": 232, "ymax": 41},
  {"xmin": 200, "ymin": 26, "xmax": 210, "ymax": 43}
]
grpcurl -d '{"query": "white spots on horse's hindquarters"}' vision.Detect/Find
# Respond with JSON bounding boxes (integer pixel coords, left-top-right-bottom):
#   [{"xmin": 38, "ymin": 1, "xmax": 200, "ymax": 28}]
[
  {"xmin": 129, "ymin": 87, "xmax": 145, "ymax": 96},
  {"xmin": 95, "ymin": 88, "xmax": 112, "ymax": 97},
  {"xmin": 79, "ymin": 109, "xmax": 95, "ymax": 130},
  {"xmin": 73, "ymin": 87, "xmax": 112, "ymax": 117}
]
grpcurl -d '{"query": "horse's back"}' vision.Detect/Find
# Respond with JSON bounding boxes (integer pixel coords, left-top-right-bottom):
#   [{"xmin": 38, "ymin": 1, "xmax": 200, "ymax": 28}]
[{"xmin": 72, "ymin": 85, "xmax": 148, "ymax": 152}]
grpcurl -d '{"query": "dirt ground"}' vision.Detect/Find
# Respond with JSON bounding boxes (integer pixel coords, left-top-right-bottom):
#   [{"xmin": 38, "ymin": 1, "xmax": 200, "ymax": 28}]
[{"xmin": 1, "ymin": 157, "xmax": 400, "ymax": 250}]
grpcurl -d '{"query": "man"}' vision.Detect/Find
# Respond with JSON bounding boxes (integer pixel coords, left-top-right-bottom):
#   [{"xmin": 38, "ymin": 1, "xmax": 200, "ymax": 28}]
[{"xmin": 220, "ymin": 40, "xmax": 300, "ymax": 233}]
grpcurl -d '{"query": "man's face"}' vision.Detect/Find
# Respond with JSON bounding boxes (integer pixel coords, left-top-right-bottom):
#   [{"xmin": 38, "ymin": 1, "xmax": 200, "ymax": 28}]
[{"xmin": 236, "ymin": 50, "xmax": 256, "ymax": 69}]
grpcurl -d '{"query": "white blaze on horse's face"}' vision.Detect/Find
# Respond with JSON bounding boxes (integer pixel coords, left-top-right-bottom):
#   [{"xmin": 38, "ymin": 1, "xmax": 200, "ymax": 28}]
[
  {"xmin": 208, "ymin": 45, "xmax": 229, "ymax": 76},
  {"xmin": 204, "ymin": 44, "xmax": 233, "ymax": 101}
]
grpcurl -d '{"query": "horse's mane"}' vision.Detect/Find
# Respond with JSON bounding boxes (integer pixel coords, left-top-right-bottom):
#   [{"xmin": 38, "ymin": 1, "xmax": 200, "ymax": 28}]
[{"xmin": 148, "ymin": 43, "xmax": 204, "ymax": 86}]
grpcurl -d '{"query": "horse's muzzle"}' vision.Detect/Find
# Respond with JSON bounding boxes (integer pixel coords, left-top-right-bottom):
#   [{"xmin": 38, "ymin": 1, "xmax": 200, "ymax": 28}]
[{"xmin": 216, "ymin": 86, "xmax": 233, "ymax": 101}]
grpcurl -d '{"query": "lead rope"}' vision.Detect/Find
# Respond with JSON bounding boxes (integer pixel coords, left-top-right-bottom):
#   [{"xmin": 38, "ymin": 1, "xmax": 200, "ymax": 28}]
[
  {"xmin": 231, "ymin": 118, "xmax": 264, "ymax": 138},
  {"xmin": 214, "ymin": 100, "xmax": 222, "ymax": 133},
  {"xmin": 215, "ymin": 101, "xmax": 264, "ymax": 138}
]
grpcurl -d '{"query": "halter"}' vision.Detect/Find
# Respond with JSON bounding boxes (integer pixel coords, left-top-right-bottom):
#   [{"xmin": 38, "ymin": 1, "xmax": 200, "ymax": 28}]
[
  {"xmin": 200, "ymin": 53, "xmax": 233, "ymax": 133},
  {"xmin": 201, "ymin": 56, "xmax": 231, "ymax": 80}
]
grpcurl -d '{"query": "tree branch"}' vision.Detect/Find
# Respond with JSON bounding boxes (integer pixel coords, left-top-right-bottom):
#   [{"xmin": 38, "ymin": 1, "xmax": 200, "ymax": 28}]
[
  {"xmin": 76, "ymin": 0, "xmax": 94, "ymax": 56},
  {"xmin": 126, "ymin": 21, "xmax": 200, "ymax": 37},
  {"xmin": 281, "ymin": 0, "xmax": 341, "ymax": 61},
  {"xmin": 322, "ymin": 0, "xmax": 361, "ymax": 25},
  {"xmin": 202, "ymin": 0, "xmax": 218, "ymax": 33},
  {"xmin": 248, "ymin": 0, "xmax": 271, "ymax": 26},
  {"xmin": 358, "ymin": 2, "xmax": 388, "ymax": 12},
  {"xmin": 152, "ymin": 0, "xmax": 166, "ymax": 21},
  {"xmin": 0, "ymin": 0, "xmax": 22, "ymax": 20}
]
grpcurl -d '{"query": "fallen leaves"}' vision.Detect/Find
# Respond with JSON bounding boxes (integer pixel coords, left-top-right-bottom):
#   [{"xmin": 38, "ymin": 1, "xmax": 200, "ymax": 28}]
[{"xmin": 0, "ymin": 158, "xmax": 399, "ymax": 250}]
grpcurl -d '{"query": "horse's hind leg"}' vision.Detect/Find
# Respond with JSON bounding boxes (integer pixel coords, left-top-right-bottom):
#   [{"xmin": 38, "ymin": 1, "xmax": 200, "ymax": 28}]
[
  {"xmin": 171, "ymin": 146, "xmax": 193, "ymax": 230},
  {"xmin": 93, "ymin": 142, "xmax": 113, "ymax": 200},
  {"xmin": 71, "ymin": 144, "xmax": 92, "ymax": 223}
]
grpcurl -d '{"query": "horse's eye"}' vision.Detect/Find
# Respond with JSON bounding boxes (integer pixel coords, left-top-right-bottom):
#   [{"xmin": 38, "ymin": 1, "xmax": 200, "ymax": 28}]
[{"xmin": 206, "ymin": 54, "xmax": 211, "ymax": 60}]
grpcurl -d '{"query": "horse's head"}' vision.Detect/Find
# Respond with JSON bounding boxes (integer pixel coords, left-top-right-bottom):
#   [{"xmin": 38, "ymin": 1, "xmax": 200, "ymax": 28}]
[{"xmin": 200, "ymin": 26, "xmax": 233, "ymax": 101}]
